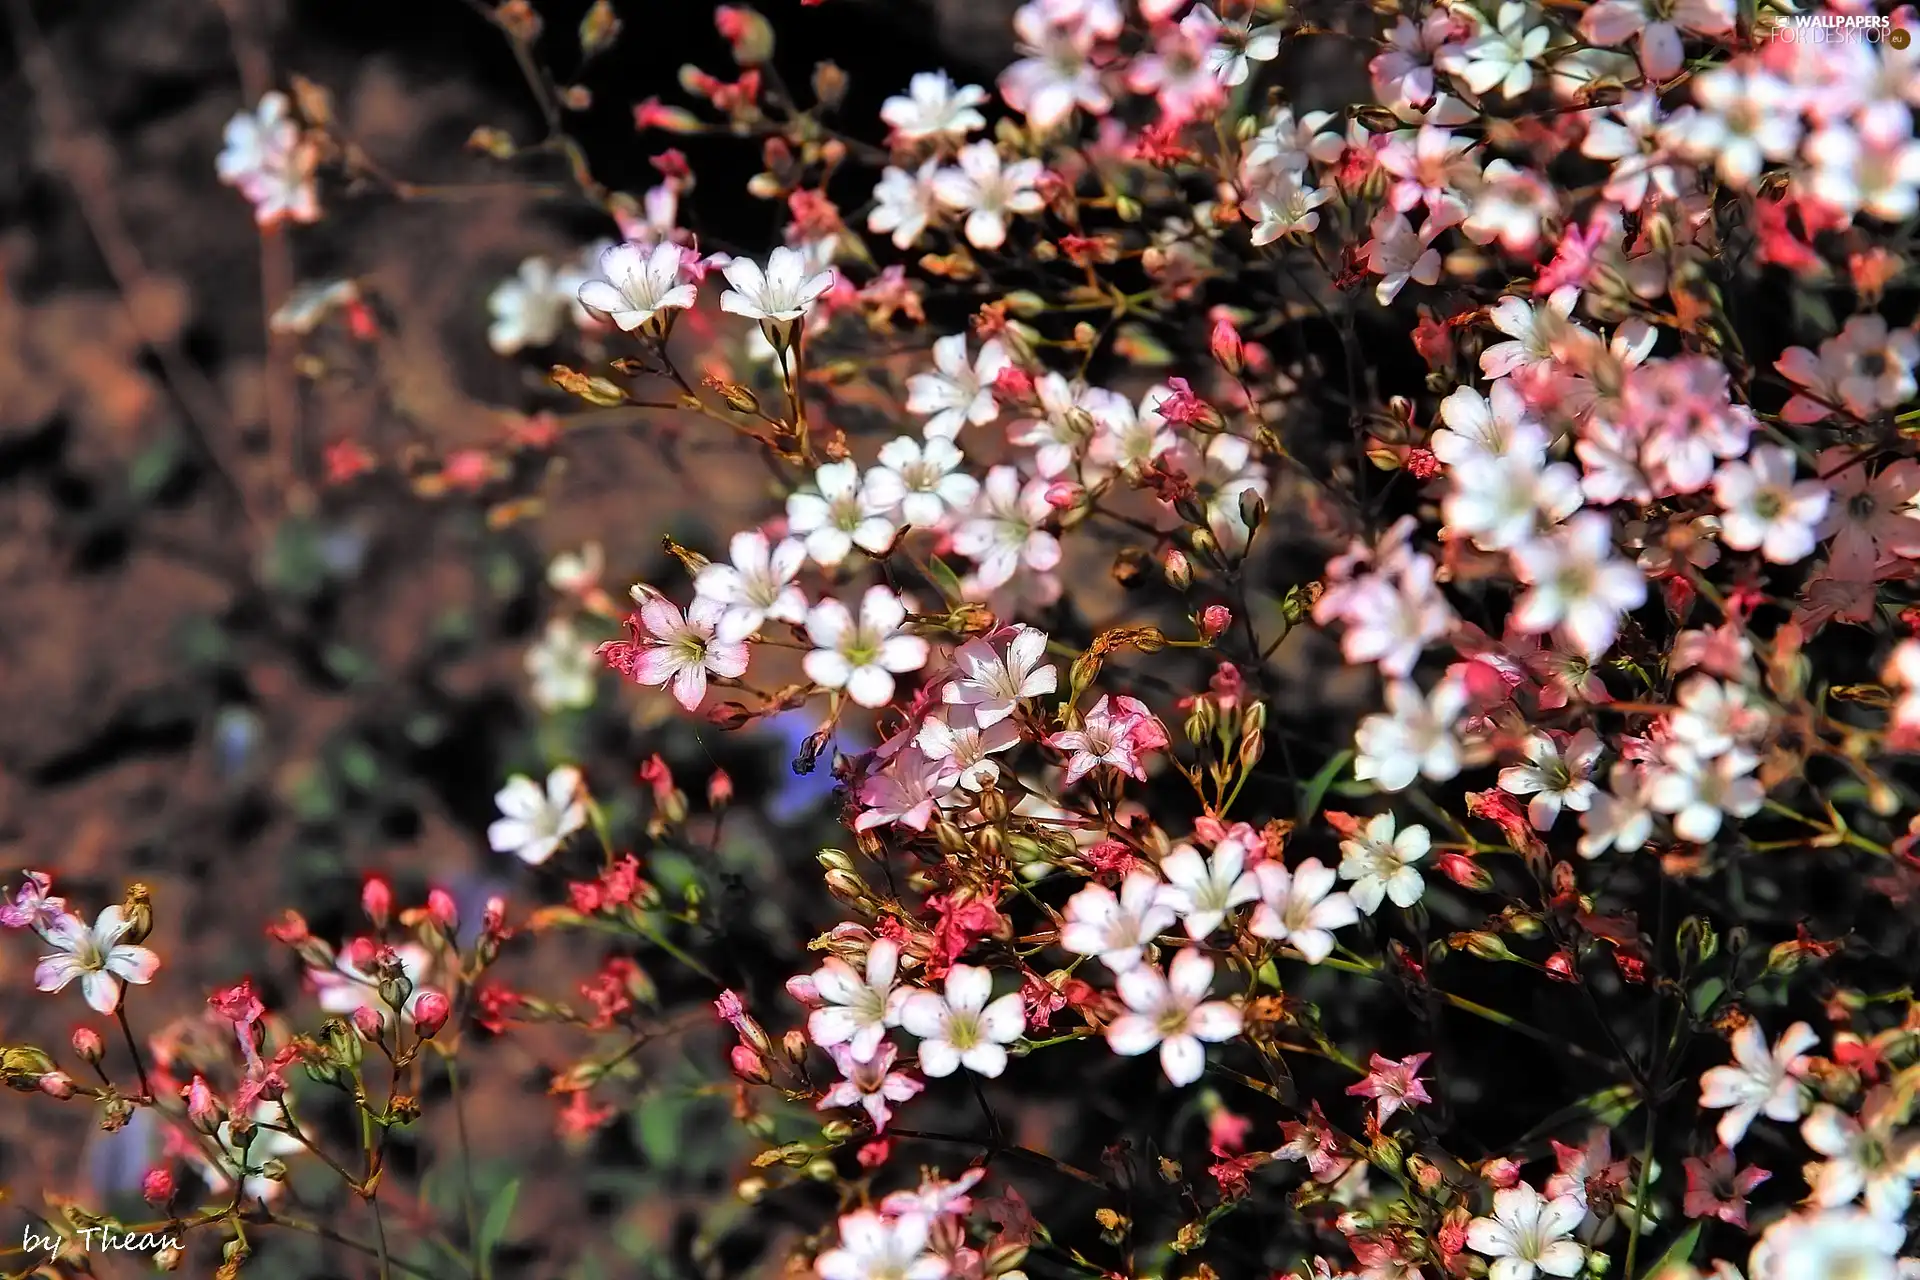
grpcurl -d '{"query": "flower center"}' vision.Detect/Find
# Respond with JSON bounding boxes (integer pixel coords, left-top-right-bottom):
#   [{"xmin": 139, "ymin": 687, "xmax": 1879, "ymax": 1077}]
[{"xmin": 946, "ymin": 1010, "xmax": 981, "ymax": 1050}]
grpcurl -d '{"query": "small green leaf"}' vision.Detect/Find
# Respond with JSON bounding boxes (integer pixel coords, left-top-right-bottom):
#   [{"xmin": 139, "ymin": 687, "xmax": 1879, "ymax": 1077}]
[
  {"xmin": 1640, "ymin": 1220, "xmax": 1702, "ymax": 1279},
  {"xmin": 925, "ymin": 556, "xmax": 965, "ymax": 608},
  {"xmin": 477, "ymin": 1177, "xmax": 521, "ymax": 1279},
  {"xmin": 1296, "ymin": 749, "xmax": 1354, "ymax": 825}
]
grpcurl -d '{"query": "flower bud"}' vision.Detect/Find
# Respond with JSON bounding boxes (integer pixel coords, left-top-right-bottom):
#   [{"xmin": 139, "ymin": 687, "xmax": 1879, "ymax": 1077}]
[
  {"xmin": 1198, "ymin": 604, "xmax": 1231, "ymax": 643},
  {"xmin": 730, "ymin": 1044, "xmax": 771, "ymax": 1084},
  {"xmin": 708, "ymin": 769, "xmax": 734, "ymax": 809},
  {"xmin": 782, "ymin": 1029, "xmax": 809, "ymax": 1068},
  {"xmin": 426, "ymin": 888, "xmax": 459, "ymax": 937},
  {"xmin": 1044, "ymin": 480, "xmax": 1083, "ymax": 510},
  {"xmin": 38, "ymin": 1070, "xmax": 75, "ymax": 1099},
  {"xmin": 185, "ymin": 1075, "xmax": 224, "ymax": 1133},
  {"xmin": 1209, "ymin": 315, "xmax": 1244, "ymax": 376},
  {"xmin": 715, "ymin": 5, "xmax": 775, "ymax": 64},
  {"xmin": 155, "ymin": 1244, "xmax": 184, "ymax": 1272},
  {"xmin": 1435, "ymin": 851, "xmax": 1493, "ymax": 893},
  {"xmin": 120, "ymin": 884, "xmax": 154, "ymax": 944},
  {"xmin": 1544, "ymin": 950, "xmax": 1579, "ymax": 983},
  {"xmin": 1161, "ymin": 547, "xmax": 1192, "ymax": 591},
  {"xmin": 352, "ymin": 1005, "xmax": 386, "ymax": 1044},
  {"xmin": 388, "ymin": 1095, "xmax": 422, "ymax": 1125},
  {"xmin": 142, "ymin": 1166, "xmax": 176, "ymax": 1206},
  {"xmin": 1452, "ymin": 931, "xmax": 1513, "ymax": 962},
  {"xmin": 361, "ymin": 876, "xmax": 392, "ymax": 929},
  {"xmin": 71, "ymin": 1027, "xmax": 104, "ymax": 1065},
  {"xmin": 410, "ymin": 989, "xmax": 451, "ymax": 1040}
]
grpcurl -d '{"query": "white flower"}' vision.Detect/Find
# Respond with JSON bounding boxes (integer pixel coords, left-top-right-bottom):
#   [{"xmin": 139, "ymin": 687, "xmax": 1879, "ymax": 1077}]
[
  {"xmin": 1439, "ymin": 1, "xmax": 1550, "ymax": 100},
  {"xmin": 1749, "ymin": 1208, "xmax": 1907, "ymax": 1280},
  {"xmin": 1248, "ymin": 858, "xmax": 1358, "ymax": 965},
  {"xmin": 33, "ymin": 907, "xmax": 161, "ymax": 1014},
  {"xmin": 869, "ymin": 161, "xmax": 943, "ymax": 251},
  {"xmin": 1698, "ymin": 1019, "xmax": 1817, "ymax": 1149},
  {"xmin": 1104, "ymin": 950, "xmax": 1242, "ymax": 1086},
  {"xmin": 1668, "ymin": 674, "xmax": 1767, "ymax": 759},
  {"xmin": 1336, "ymin": 814, "xmax": 1429, "ymax": 915},
  {"xmin": 1442, "ymin": 423, "xmax": 1584, "ymax": 552},
  {"xmin": 1245, "ymin": 106, "xmax": 1341, "ymax": 176},
  {"xmin": 817, "ymin": 1043, "xmax": 924, "ymax": 1133},
  {"xmin": 815, "ymin": 1209, "xmax": 949, "ymax": 1280},
  {"xmin": 1714, "ymin": 445, "xmax": 1830, "ymax": 566},
  {"xmin": 907, "ymin": 334, "xmax": 1009, "ymax": 439},
  {"xmin": 953, "ymin": 465, "xmax": 1062, "ymax": 589},
  {"xmin": 607, "ymin": 589, "xmax": 750, "ymax": 710},
  {"xmin": 1464, "ymin": 1183, "xmax": 1586, "ymax": 1280},
  {"xmin": 719, "ymin": 246, "xmax": 835, "ymax": 331},
  {"xmin": 1661, "ymin": 65, "xmax": 1801, "ymax": 188},
  {"xmin": 1157, "ymin": 838, "xmax": 1260, "ymax": 938},
  {"xmin": 915, "ymin": 706, "xmax": 1020, "ymax": 792},
  {"xmin": 1497, "ymin": 729, "xmax": 1603, "ymax": 831},
  {"xmin": 1247, "ymin": 169, "xmax": 1334, "ymax": 244},
  {"xmin": 1354, "ymin": 678, "xmax": 1470, "ymax": 793},
  {"xmin": 1060, "ymin": 872, "xmax": 1177, "ymax": 973},
  {"xmin": 1480, "ymin": 289, "xmax": 1583, "ymax": 380},
  {"xmin": 576, "ymin": 240, "xmax": 697, "ymax": 336},
  {"xmin": 864, "ymin": 436, "xmax": 980, "ymax": 529},
  {"xmin": 805, "ymin": 938, "xmax": 905, "ymax": 1063},
  {"xmin": 943, "ymin": 625, "xmax": 1057, "ymax": 726},
  {"xmin": 693, "ymin": 530, "xmax": 809, "ymax": 642},
  {"xmin": 1364, "ymin": 211, "xmax": 1442, "ymax": 304},
  {"xmin": 487, "ymin": 766, "xmax": 587, "ymax": 865},
  {"xmin": 1579, "ymin": 0, "xmax": 1733, "ymax": 82},
  {"xmin": 1432, "ymin": 380, "xmax": 1540, "ymax": 467},
  {"xmin": 216, "ymin": 92, "xmax": 318, "ymax": 226},
  {"xmin": 488, "ymin": 257, "xmax": 575, "ymax": 355},
  {"xmin": 934, "ymin": 142, "xmax": 1047, "ymax": 252},
  {"xmin": 1801, "ymin": 1097, "xmax": 1919, "ymax": 1221},
  {"xmin": 525, "ymin": 618, "xmax": 599, "ymax": 711},
  {"xmin": 1334, "ymin": 552, "xmax": 1455, "ymax": 678},
  {"xmin": 881, "ymin": 71, "xmax": 989, "ymax": 141},
  {"xmin": 804, "ymin": 587, "xmax": 930, "ymax": 708},
  {"xmin": 1809, "ymin": 127, "xmax": 1920, "ymax": 223},
  {"xmin": 1192, "ymin": 7, "xmax": 1282, "ymax": 87},
  {"xmin": 787, "ymin": 460, "xmax": 899, "ymax": 567},
  {"xmin": 1647, "ymin": 744, "xmax": 1763, "ymax": 843},
  {"xmin": 1578, "ymin": 763, "xmax": 1654, "ymax": 858},
  {"xmin": 1510, "ymin": 513, "xmax": 1647, "ymax": 660},
  {"xmin": 999, "ymin": 4, "xmax": 1111, "ymax": 131},
  {"xmin": 897, "ymin": 965, "xmax": 1026, "ymax": 1078}
]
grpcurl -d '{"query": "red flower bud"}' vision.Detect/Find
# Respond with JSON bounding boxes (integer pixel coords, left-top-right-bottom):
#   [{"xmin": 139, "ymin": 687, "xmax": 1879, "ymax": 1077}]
[
  {"xmin": 185, "ymin": 1075, "xmax": 223, "ymax": 1132},
  {"xmin": 1436, "ymin": 851, "xmax": 1494, "ymax": 892},
  {"xmin": 1544, "ymin": 950, "xmax": 1579, "ymax": 983},
  {"xmin": 351, "ymin": 1005, "xmax": 386, "ymax": 1044},
  {"xmin": 361, "ymin": 876, "xmax": 392, "ymax": 929},
  {"xmin": 1198, "ymin": 604, "xmax": 1232, "ymax": 642},
  {"xmin": 1044, "ymin": 480, "xmax": 1083, "ymax": 510},
  {"xmin": 708, "ymin": 769, "xmax": 734, "ymax": 809},
  {"xmin": 729, "ymin": 1044, "xmax": 771, "ymax": 1084},
  {"xmin": 426, "ymin": 888, "xmax": 459, "ymax": 936},
  {"xmin": 1209, "ymin": 315, "xmax": 1244, "ymax": 376},
  {"xmin": 990, "ymin": 366, "xmax": 1034, "ymax": 403},
  {"xmin": 70, "ymin": 1027, "xmax": 104, "ymax": 1064},
  {"xmin": 142, "ymin": 1166, "xmax": 175, "ymax": 1207},
  {"xmin": 38, "ymin": 1071, "xmax": 75, "ymax": 1099},
  {"xmin": 411, "ymin": 989, "xmax": 452, "ymax": 1040},
  {"xmin": 857, "ymin": 1138, "xmax": 891, "ymax": 1168}
]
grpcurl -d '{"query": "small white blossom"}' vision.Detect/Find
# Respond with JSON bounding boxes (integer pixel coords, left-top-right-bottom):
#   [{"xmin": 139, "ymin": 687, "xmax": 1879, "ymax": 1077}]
[
  {"xmin": 1336, "ymin": 814, "xmax": 1429, "ymax": 914},
  {"xmin": 1104, "ymin": 950, "xmax": 1243, "ymax": 1086},
  {"xmin": 487, "ymin": 766, "xmax": 586, "ymax": 866},
  {"xmin": 693, "ymin": 530, "xmax": 809, "ymax": 641},
  {"xmin": 933, "ymin": 142, "xmax": 1046, "ymax": 251},
  {"xmin": 907, "ymin": 334, "xmax": 1010, "ymax": 439},
  {"xmin": 1061, "ymin": 872, "xmax": 1177, "ymax": 973},
  {"xmin": 1157, "ymin": 838, "xmax": 1261, "ymax": 938},
  {"xmin": 33, "ymin": 907, "xmax": 161, "ymax": 1015},
  {"xmin": 864, "ymin": 436, "xmax": 980, "ymax": 528},
  {"xmin": 1464, "ymin": 1183, "xmax": 1586, "ymax": 1280},
  {"xmin": 1354, "ymin": 678, "xmax": 1470, "ymax": 792},
  {"xmin": 1714, "ymin": 444, "xmax": 1831, "ymax": 566},
  {"xmin": 787, "ymin": 460, "xmax": 899, "ymax": 567},
  {"xmin": 1248, "ymin": 858, "xmax": 1359, "ymax": 965},
  {"xmin": 1497, "ymin": 729, "xmax": 1603, "ymax": 831},
  {"xmin": 897, "ymin": 964, "xmax": 1026, "ymax": 1079},
  {"xmin": 880, "ymin": 71, "xmax": 989, "ymax": 141},
  {"xmin": 803, "ymin": 587, "xmax": 930, "ymax": 709},
  {"xmin": 576, "ymin": 240, "xmax": 697, "ymax": 336},
  {"xmin": 1698, "ymin": 1018, "xmax": 1817, "ymax": 1149}
]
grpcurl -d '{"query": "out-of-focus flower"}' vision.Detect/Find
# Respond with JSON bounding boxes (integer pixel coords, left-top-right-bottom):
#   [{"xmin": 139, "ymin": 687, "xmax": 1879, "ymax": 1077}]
[{"xmin": 486, "ymin": 767, "xmax": 586, "ymax": 866}]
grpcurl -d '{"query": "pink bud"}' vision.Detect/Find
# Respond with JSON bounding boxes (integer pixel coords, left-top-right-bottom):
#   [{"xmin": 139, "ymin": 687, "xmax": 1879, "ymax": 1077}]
[
  {"xmin": 708, "ymin": 769, "xmax": 734, "ymax": 809},
  {"xmin": 1481, "ymin": 1157, "xmax": 1523, "ymax": 1189},
  {"xmin": 411, "ymin": 989, "xmax": 452, "ymax": 1040},
  {"xmin": 70, "ymin": 1027, "xmax": 104, "ymax": 1064},
  {"xmin": 1436, "ymin": 852, "xmax": 1494, "ymax": 893},
  {"xmin": 857, "ymin": 1138, "xmax": 891, "ymax": 1169},
  {"xmin": 351, "ymin": 1005, "xmax": 386, "ymax": 1043},
  {"xmin": 142, "ymin": 1167, "xmax": 175, "ymax": 1206},
  {"xmin": 426, "ymin": 888, "xmax": 459, "ymax": 935},
  {"xmin": 38, "ymin": 1071, "xmax": 75, "ymax": 1099},
  {"xmin": 1198, "ymin": 604, "xmax": 1232, "ymax": 642},
  {"xmin": 1405, "ymin": 447, "xmax": 1441, "ymax": 480},
  {"xmin": 1209, "ymin": 315, "xmax": 1244, "ymax": 376},
  {"xmin": 784, "ymin": 973, "xmax": 823, "ymax": 1008},
  {"xmin": 1544, "ymin": 950, "xmax": 1579, "ymax": 983},
  {"xmin": 729, "ymin": 1044, "xmax": 771, "ymax": 1084},
  {"xmin": 990, "ymin": 366, "xmax": 1034, "ymax": 403},
  {"xmin": 361, "ymin": 876, "xmax": 392, "ymax": 929},
  {"xmin": 184, "ymin": 1075, "xmax": 222, "ymax": 1131},
  {"xmin": 1044, "ymin": 480, "xmax": 1083, "ymax": 510}
]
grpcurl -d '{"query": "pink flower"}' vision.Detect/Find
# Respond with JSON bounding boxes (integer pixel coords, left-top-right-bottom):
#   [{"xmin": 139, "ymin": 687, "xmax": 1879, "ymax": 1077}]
[
  {"xmin": 817, "ymin": 1042, "xmax": 923, "ymax": 1132},
  {"xmin": 0, "ymin": 871, "xmax": 64, "ymax": 931},
  {"xmin": 1683, "ymin": 1147, "xmax": 1770, "ymax": 1228},
  {"xmin": 1346, "ymin": 1052, "xmax": 1432, "ymax": 1127},
  {"xmin": 1048, "ymin": 694, "xmax": 1168, "ymax": 785},
  {"xmin": 601, "ymin": 588, "xmax": 749, "ymax": 711}
]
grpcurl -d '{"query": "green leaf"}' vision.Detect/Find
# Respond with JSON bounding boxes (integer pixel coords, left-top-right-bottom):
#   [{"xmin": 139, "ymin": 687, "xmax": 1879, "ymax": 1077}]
[
  {"xmin": 635, "ymin": 1093, "xmax": 687, "ymax": 1167},
  {"xmin": 477, "ymin": 1177, "xmax": 520, "ymax": 1279},
  {"xmin": 1296, "ymin": 749, "xmax": 1354, "ymax": 825},
  {"xmin": 1640, "ymin": 1221, "xmax": 1702, "ymax": 1279},
  {"xmin": 925, "ymin": 556, "xmax": 965, "ymax": 608}
]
